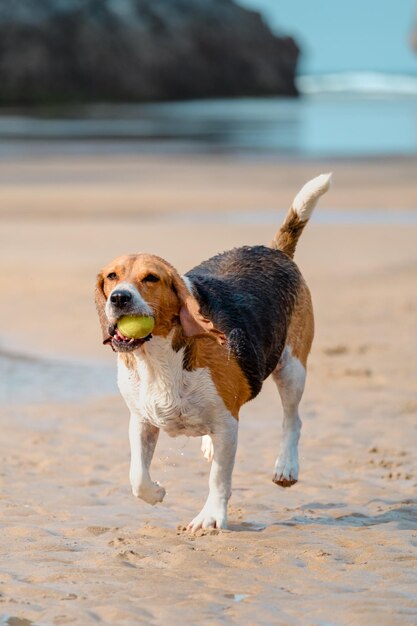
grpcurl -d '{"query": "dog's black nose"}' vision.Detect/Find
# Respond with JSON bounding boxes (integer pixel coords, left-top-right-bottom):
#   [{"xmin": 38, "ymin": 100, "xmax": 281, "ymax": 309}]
[{"xmin": 110, "ymin": 290, "xmax": 132, "ymax": 308}]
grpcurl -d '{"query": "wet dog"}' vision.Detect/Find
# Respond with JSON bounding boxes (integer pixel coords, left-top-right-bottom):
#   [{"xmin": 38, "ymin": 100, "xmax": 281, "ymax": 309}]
[{"xmin": 95, "ymin": 174, "xmax": 331, "ymax": 530}]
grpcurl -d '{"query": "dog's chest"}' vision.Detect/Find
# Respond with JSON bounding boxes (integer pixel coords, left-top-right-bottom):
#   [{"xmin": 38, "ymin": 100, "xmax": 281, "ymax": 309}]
[{"xmin": 117, "ymin": 336, "xmax": 224, "ymax": 437}]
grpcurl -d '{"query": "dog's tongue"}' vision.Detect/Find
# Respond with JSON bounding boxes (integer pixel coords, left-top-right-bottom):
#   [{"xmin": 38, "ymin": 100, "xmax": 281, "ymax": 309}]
[{"xmin": 115, "ymin": 327, "xmax": 129, "ymax": 341}]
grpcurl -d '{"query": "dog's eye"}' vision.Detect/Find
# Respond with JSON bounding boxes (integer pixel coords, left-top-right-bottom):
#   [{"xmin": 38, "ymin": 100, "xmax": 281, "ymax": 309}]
[
  {"xmin": 143, "ymin": 274, "xmax": 160, "ymax": 283},
  {"xmin": 107, "ymin": 272, "xmax": 117, "ymax": 280}
]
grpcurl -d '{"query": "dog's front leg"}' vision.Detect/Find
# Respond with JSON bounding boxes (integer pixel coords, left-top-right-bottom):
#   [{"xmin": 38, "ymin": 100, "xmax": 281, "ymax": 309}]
[
  {"xmin": 188, "ymin": 412, "xmax": 238, "ymax": 531},
  {"xmin": 129, "ymin": 414, "xmax": 165, "ymax": 505}
]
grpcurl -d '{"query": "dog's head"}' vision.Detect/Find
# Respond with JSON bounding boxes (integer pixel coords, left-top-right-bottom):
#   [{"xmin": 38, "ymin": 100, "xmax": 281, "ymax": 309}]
[{"xmin": 95, "ymin": 253, "xmax": 225, "ymax": 352}]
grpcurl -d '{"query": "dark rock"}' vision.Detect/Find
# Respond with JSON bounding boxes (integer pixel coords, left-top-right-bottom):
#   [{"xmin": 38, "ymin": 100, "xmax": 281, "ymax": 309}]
[{"xmin": 0, "ymin": 0, "xmax": 299, "ymax": 105}]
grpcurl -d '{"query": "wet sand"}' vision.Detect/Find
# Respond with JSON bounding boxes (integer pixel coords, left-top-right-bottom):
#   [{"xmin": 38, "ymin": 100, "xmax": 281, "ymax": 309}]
[{"xmin": 1, "ymin": 154, "xmax": 417, "ymax": 625}]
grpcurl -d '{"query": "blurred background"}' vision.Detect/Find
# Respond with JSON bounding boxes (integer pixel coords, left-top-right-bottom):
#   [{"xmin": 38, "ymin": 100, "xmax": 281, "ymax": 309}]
[
  {"xmin": 0, "ymin": 0, "xmax": 416, "ymax": 157},
  {"xmin": 0, "ymin": 0, "xmax": 416, "ymax": 394}
]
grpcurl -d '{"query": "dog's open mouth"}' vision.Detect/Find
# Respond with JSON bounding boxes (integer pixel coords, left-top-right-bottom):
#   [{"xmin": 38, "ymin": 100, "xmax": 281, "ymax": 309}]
[{"xmin": 106, "ymin": 325, "xmax": 152, "ymax": 352}]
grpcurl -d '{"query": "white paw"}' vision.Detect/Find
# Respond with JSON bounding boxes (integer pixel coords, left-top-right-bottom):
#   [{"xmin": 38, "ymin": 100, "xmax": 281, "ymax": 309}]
[
  {"xmin": 187, "ymin": 499, "xmax": 228, "ymax": 532},
  {"xmin": 201, "ymin": 435, "xmax": 214, "ymax": 462},
  {"xmin": 131, "ymin": 481, "xmax": 166, "ymax": 505},
  {"xmin": 273, "ymin": 450, "xmax": 299, "ymax": 488}
]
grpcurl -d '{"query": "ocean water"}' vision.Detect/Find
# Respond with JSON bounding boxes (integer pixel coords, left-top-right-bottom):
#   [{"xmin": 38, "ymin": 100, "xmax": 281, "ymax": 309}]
[
  {"xmin": 1, "ymin": 88, "xmax": 417, "ymax": 159},
  {"xmin": 0, "ymin": 347, "xmax": 116, "ymax": 405}
]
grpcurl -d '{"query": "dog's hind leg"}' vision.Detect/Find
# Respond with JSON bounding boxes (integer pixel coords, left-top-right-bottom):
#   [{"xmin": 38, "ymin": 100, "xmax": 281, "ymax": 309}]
[
  {"xmin": 271, "ymin": 347, "xmax": 306, "ymax": 487},
  {"xmin": 201, "ymin": 435, "xmax": 214, "ymax": 462}
]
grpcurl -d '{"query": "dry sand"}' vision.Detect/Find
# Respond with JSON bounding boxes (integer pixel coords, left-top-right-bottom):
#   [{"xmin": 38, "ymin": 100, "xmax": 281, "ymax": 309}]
[{"xmin": 0, "ymin": 154, "xmax": 416, "ymax": 625}]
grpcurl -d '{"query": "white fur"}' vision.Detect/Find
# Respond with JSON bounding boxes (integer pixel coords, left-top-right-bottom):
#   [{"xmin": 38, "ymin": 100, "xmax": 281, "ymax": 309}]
[
  {"xmin": 118, "ymin": 332, "xmax": 227, "ymax": 438},
  {"xmin": 292, "ymin": 173, "xmax": 332, "ymax": 222},
  {"xmin": 272, "ymin": 346, "xmax": 306, "ymax": 485},
  {"xmin": 181, "ymin": 275, "xmax": 194, "ymax": 294},
  {"xmin": 129, "ymin": 416, "xmax": 165, "ymax": 504},
  {"xmin": 201, "ymin": 435, "xmax": 214, "ymax": 462},
  {"xmin": 117, "ymin": 332, "xmax": 238, "ymax": 529}
]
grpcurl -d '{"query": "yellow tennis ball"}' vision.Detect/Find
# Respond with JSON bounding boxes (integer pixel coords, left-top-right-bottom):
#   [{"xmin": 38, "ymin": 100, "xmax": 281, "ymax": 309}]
[{"xmin": 117, "ymin": 315, "xmax": 155, "ymax": 339}]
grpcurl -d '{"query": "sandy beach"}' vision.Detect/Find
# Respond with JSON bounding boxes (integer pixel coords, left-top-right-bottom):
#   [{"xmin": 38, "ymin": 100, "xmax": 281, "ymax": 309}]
[{"xmin": 1, "ymin": 153, "xmax": 417, "ymax": 625}]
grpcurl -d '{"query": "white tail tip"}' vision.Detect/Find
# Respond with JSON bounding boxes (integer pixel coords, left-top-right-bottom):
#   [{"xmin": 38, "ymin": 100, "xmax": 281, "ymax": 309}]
[{"xmin": 293, "ymin": 173, "xmax": 332, "ymax": 222}]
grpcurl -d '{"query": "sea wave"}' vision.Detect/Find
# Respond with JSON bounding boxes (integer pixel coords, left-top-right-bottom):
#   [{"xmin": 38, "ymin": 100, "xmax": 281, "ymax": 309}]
[{"xmin": 297, "ymin": 72, "xmax": 417, "ymax": 96}]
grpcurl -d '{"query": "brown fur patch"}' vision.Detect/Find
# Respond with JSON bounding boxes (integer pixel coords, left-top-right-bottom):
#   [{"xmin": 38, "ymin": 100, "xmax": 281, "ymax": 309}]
[
  {"xmin": 178, "ymin": 332, "xmax": 251, "ymax": 419},
  {"xmin": 285, "ymin": 279, "xmax": 314, "ymax": 366},
  {"xmin": 271, "ymin": 208, "xmax": 307, "ymax": 259}
]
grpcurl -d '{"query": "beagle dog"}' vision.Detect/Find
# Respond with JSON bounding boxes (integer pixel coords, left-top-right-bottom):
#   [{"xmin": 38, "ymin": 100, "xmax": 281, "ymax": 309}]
[{"xmin": 95, "ymin": 173, "xmax": 331, "ymax": 531}]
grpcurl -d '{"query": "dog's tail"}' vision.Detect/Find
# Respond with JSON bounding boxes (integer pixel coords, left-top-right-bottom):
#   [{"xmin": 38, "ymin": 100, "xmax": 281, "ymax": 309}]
[{"xmin": 271, "ymin": 173, "xmax": 332, "ymax": 258}]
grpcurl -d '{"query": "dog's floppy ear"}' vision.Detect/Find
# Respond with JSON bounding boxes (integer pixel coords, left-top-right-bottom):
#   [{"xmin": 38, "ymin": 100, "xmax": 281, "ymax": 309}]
[
  {"xmin": 171, "ymin": 273, "xmax": 226, "ymax": 345},
  {"xmin": 95, "ymin": 273, "xmax": 112, "ymax": 346}
]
